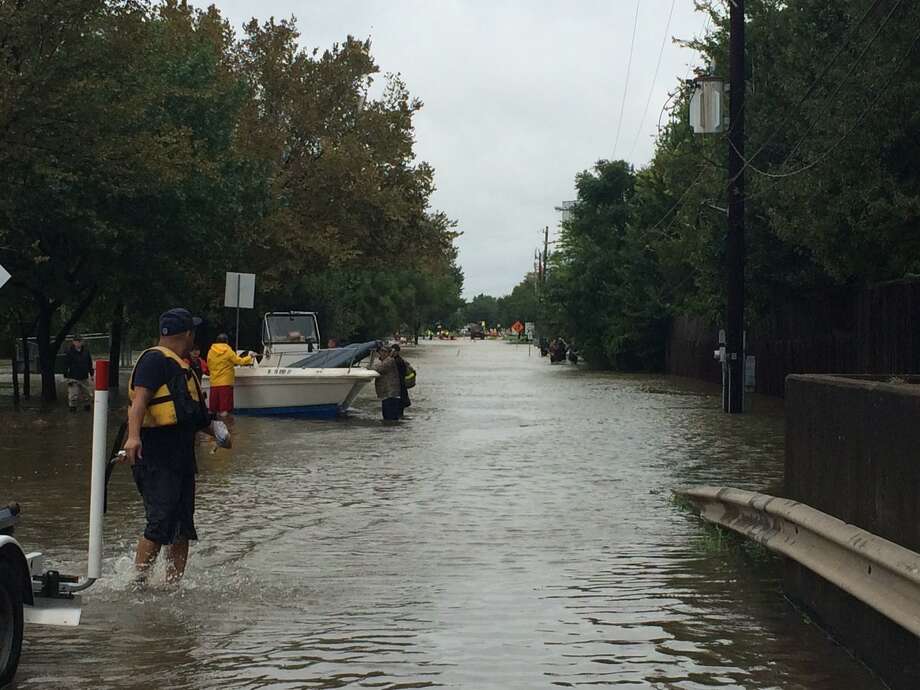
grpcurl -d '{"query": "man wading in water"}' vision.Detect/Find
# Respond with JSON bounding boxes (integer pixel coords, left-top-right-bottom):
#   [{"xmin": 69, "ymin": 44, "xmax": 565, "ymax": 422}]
[
  {"xmin": 63, "ymin": 335, "xmax": 94, "ymax": 412},
  {"xmin": 122, "ymin": 308, "xmax": 213, "ymax": 584},
  {"xmin": 369, "ymin": 344, "xmax": 403, "ymax": 421}
]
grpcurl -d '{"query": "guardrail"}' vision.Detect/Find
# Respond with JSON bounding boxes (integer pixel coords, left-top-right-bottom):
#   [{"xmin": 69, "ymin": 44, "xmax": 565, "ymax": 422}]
[{"xmin": 673, "ymin": 486, "xmax": 920, "ymax": 636}]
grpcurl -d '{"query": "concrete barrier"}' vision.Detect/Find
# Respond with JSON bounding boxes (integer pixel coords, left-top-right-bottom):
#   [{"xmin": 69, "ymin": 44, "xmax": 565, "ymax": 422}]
[{"xmin": 785, "ymin": 374, "xmax": 920, "ymax": 689}]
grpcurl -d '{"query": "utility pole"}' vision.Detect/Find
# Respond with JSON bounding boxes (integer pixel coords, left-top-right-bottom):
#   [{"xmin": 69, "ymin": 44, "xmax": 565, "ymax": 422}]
[
  {"xmin": 543, "ymin": 226, "xmax": 549, "ymax": 286},
  {"xmin": 725, "ymin": 0, "xmax": 745, "ymax": 413}
]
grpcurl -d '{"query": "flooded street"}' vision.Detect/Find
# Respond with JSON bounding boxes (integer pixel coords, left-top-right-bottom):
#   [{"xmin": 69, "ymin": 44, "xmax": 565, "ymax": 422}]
[{"xmin": 4, "ymin": 340, "xmax": 881, "ymax": 689}]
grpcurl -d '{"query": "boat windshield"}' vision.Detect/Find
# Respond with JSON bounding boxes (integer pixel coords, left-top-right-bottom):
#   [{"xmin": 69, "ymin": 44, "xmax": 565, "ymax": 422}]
[{"xmin": 263, "ymin": 314, "xmax": 319, "ymax": 346}]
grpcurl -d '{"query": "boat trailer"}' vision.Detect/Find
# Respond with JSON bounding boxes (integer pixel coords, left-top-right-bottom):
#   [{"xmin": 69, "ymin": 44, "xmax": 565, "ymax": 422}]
[{"xmin": 1, "ymin": 360, "xmax": 116, "ymax": 686}]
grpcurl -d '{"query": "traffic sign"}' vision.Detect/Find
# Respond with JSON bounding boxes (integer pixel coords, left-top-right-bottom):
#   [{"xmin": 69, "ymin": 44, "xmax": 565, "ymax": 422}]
[
  {"xmin": 511, "ymin": 321, "xmax": 524, "ymax": 334},
  {"xmin": 0, "ymin": 263, "xmax": 10, "ymax": 290},
  {"xmin": 224, "ymin": 272, "xmax": 255, "ymax": 308},
  {"xmin": 225, "ymin": 271, "xmax": 256, "ymax": 348}
]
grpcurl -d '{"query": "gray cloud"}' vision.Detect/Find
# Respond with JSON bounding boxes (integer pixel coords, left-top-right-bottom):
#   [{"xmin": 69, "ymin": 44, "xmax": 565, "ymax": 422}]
[{"xmin": 218, "ymin": 0, "xmax": 708, "ymax": 296}]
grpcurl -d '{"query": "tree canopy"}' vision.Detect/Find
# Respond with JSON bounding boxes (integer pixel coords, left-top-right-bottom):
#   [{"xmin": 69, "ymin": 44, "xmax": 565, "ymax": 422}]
[
  {"xmin": 0, "ymin": 0, "xmax": 462, "ymax": 400},
  {"xmin": 497, "ymin": 0, "xmax": 920, "ymax": 369}
]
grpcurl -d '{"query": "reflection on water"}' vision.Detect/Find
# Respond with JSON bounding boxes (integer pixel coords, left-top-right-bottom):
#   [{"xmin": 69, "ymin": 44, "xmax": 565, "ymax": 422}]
[{"xmin": 3, "ymin": 341, "xmax": 881, "ymax": 689}]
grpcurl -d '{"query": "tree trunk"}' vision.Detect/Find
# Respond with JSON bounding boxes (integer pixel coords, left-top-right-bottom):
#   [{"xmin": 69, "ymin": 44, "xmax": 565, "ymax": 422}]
[
  {"xmin": 36, "ymin": 300, "xmax": 57, "ymax": 402},
  {"xmin": 10, "ymin": 342, "xmax": 20, "ymax": 406},
  {"xmin": 108, "ymin": 301, "xmax": 124, "ymax": 398},
  {"xmin": 20, "ymin": 331, "xmax": 30, "ymax": 399}
]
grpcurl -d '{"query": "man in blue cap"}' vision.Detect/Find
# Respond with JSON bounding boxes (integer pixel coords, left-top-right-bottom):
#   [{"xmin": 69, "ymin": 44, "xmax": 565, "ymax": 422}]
[{"xmin": 122, "ymin": 308, "xmax": 212, "ymax": 584}]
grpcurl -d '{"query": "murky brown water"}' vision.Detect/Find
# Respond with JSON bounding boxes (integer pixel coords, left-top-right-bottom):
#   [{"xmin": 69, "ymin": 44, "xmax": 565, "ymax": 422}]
[{"xmin": 2, "ymin": 340, "xmax": 882, "ymax": 689}]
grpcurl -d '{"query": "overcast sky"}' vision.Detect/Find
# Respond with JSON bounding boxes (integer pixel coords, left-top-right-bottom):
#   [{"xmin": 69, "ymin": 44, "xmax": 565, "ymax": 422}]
[{"xmin": 220, "ymin": 1, "xmax": 710, "ymax": 297}]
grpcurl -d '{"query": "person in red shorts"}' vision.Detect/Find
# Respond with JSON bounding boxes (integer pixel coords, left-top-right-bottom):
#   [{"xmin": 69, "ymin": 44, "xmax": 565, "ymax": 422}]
[{"xmin": 206, "ymin": 333, "xmax": 253, "ymax": 417}]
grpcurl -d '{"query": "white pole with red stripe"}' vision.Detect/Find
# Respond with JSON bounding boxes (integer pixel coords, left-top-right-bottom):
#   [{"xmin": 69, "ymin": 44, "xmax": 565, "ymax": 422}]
[{"xmin": 87, "ymin": 360, "xmax": 109, "ymax": 581}]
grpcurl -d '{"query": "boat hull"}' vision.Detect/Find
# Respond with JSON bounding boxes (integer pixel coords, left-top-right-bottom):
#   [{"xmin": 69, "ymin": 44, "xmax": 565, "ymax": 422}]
[
  {"xmin": 233, "ymin": 403, "xmax": 341, "ymax": 418},
  {"xmin": 203, "ymin": 367, "xmax": 377, "ymax": 418}
]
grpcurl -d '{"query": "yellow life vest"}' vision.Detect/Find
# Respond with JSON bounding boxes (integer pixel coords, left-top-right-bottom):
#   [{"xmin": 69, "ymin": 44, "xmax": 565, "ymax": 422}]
[{"xmin": 129, "ymin": 346, "xmax": 208, "ymax": 428}]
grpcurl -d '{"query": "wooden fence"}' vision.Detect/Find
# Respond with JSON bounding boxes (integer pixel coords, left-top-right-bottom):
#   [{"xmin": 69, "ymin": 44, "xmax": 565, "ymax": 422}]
[{"xmin": 666, "ymin": 279, "xmax": 920, "ymax": 397}]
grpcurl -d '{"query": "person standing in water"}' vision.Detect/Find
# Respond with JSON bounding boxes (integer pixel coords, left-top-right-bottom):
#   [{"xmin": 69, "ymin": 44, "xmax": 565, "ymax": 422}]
[
  {"xmin": 122, "ymin": 308, "xmax": 213, "ymax": 584},
  {"xmin": 206, "ymin": 333, "xmax": 253, "ymax": 418},
  {"xmin": 368, "ymin": 344, "xmax": 402, "ymax": 421},
  {"xmin": 63, "ymin": 335, "xmax": 94, "ymax": 412},
  {"xmin": 390, "ymin": 343, "xmax": 414, "ymax": 417}
]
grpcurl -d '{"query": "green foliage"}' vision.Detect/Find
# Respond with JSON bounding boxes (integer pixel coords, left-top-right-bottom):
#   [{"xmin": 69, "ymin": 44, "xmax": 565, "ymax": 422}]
[
  {"xmin": 542, "ymin": 160, "xmax": 669, "ymax": 368},
  {"xmin": 500, "ymin": 0, "xmax": 920, "ymax": 371},
  {"xmin": 0, "ymin": 0, "xmax": 461, "ymax": 398},
  {"xmin": 460, "ymin": 294, "xmax": 500, "ymax": 327},
  {"xmin": 496, "ymin": 275, "xmax": 540, "ymax": 326}
]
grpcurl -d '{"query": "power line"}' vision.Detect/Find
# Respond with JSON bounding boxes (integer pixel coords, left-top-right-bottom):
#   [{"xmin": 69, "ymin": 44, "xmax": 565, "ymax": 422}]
[
  {"xmin": 775, "ymin": 0, "xmax": 905, "ymax": 169},
  {"xmin": 646, "ymin": 165, "xmax": 709, "ymax": 234},
  {"xmin": 657, "ymin": 11, "xmax": 713, "ymax": 137},
  {"xmin": 652, "ymin": 11, "xmax": 714, "ymax": 145},
  {"xmin": 736, "ymin": 22, "xmax": 920, "ymax": 181},
  {"xmin": 646, "ymin": 93, "xmax": 751, "ymax": 235},
  {"xmin": 647, "ymin": 71, "xmax": 749, "ymax": 233},
  {"xmin": 612, "ymin": 0, "xmax": 641, "ymax": 159},
  {"xmin": 644, "ymin": 0, "xmax": 909, "ymax": 289},
  {"xmin": 629, "ymin": 0, "xmax": 676, "ymax": 161},
  {"xmin": 728, "ymin": 0, "xmax": 891, "ymax": 184},
  {"xmin": 644, "ymin": 11, "xmax": 729, "ymax": 234}
]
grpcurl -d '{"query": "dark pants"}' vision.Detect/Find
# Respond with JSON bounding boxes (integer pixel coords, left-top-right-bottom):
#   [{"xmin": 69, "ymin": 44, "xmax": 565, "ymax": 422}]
[
  {"xmin": 382, "ymin": 397, "xmax": 402, "ymax": 421},
  {"xmin": 132, "ymin": 463, "xmax": 198, "ymax": 544}
]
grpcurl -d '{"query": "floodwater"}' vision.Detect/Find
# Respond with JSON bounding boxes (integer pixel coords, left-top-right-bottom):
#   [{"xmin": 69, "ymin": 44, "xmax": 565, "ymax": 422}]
[{"xmin": 3, "ymin": 340, "xmax": 882, "ymax": 689}]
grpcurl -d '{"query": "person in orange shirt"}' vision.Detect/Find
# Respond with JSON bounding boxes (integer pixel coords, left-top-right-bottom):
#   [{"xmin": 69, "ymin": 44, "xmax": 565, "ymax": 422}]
[{"xmin": 206, "ymin": 334, "xmax": 253, "ymax": 417}]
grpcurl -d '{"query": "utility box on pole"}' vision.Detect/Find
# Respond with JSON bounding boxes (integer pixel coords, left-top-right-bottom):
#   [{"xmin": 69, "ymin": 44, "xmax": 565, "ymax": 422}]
[{"xmin": 689, "ymin": 76, "xmax": 727, "ymax": 134}]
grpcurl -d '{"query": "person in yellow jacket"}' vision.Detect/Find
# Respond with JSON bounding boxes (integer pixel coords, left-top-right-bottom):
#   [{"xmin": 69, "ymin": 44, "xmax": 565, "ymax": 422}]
[{"xmin": 206, "ymin": 333, "xmax": 254, "ymax": 417}]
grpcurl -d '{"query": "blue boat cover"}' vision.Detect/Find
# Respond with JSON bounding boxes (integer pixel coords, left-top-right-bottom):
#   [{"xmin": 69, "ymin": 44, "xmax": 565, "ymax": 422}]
[{"xmin": 287, "ymin": 340, "xmax": 380, "ymax": 369}]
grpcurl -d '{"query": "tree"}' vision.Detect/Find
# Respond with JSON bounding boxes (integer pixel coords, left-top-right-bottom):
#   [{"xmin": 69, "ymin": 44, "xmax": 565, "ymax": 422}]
[
  {"xmin": 503, "ymin": 0, "xmax": 920, "ymax": 370},
  {"xmin": 462, "ymin": 294, "xmax": 501, "ymax": 327},
  {"xmin": 497, "ymin": 275, "xmax": 540, "ymax": 326},
  {"xmin": 232, "ymin": 18, "xmax": 461, "ymax": 342},
  {"xmin": 0, "ymin": 0, "xmax": 259, "ymax": 400},
  {"xmin": 544, "ymin": 160, "xmax": 670, "ymax": 368},
  {"xmin": 0, "ymin": 2, "xmax": 462, "ymax": 405}
]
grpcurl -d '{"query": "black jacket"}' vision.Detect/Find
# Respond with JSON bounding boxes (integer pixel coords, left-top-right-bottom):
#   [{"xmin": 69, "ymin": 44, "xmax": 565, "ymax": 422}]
[
  {"xmin": 64, "ymin": 346, "xmax": 94, "ymax": 380},
  {"xmin": 395, "ymin": 355, "xmax": 411, "ymax": 409}
]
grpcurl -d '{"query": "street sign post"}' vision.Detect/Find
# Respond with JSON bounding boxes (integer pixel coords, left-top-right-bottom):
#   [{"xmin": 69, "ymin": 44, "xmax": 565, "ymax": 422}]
[
  {"xmin": 224, "ymin": 272, "xmax": 256, "ymax": 348},
  {"xmin": 2, "ymin": 264, "xmax": 14, "ymax": 403}
]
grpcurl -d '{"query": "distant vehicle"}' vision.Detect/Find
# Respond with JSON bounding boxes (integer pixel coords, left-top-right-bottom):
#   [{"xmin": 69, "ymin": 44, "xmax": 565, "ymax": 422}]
[{"xmin": 469, "ymin": 323, "xmax": 485, "ymax": 340}]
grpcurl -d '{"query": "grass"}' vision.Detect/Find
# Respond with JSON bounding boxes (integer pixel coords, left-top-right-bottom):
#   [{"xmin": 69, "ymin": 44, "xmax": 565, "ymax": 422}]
[
  {"xmin": 669, "ymin": 492, "xmax": 698, "ymax": 513},
  {"xmin": 670, "ymin": 491, "xmax": 774, "ymax": 563}
]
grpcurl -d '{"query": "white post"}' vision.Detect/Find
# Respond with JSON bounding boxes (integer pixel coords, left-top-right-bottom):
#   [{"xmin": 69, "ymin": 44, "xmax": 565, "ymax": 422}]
[
  {"xmin": 235, "ymin": 274, "xmax": 241, "ymax": 349},
  {"xmin": 87, "ymin": 360, "xmax": 110, "ymax": 580}
]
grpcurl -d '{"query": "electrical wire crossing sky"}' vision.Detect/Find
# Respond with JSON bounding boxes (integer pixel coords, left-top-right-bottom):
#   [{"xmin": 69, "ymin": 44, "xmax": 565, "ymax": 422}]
[{"xmin": 218, "ymin": 0, "xmax": 710, "ymax": 297}]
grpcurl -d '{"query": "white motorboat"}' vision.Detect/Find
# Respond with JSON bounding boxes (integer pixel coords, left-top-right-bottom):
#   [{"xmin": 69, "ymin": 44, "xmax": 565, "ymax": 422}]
[{"xmin": 205, "ymin": 312, "xmax": 377, "ymax": 418}]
